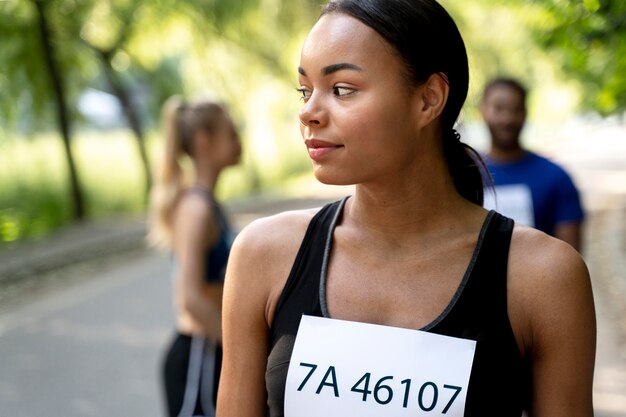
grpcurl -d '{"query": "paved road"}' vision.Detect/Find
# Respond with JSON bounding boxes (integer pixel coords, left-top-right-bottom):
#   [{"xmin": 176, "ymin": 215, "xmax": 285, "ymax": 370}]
[
  {"xmin": 586, "ymin": 210, "xmax": 626, "ymax": 417},
  {"xmin": 0, "ymin": 196, "xmax": 342, "ymax": 417},
  {"xmin": 0, "ymin": 250, "xmax": 172, "ymax": 417}
]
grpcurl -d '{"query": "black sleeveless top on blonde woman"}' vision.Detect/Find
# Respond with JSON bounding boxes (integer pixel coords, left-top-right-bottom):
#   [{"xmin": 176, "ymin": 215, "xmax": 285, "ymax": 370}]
[{"xmin": 265, "ymin": 198, "xmax": 530, "ymax": 416}]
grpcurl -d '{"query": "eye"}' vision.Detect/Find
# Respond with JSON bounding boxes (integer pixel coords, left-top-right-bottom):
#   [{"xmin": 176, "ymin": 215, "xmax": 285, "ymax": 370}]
[
  {"xmin": 333, "ymin": 86, "xmax": 355, "ymax": 97},
  {"xmin": 296, "ymin": 87, "xmax": 312, "ymax": 102}
]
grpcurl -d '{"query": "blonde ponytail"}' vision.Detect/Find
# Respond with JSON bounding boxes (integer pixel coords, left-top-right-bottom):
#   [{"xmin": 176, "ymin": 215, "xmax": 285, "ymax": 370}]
[
  {"xmin": 148, "ymin": 96, "xmax": 187, "ymax": 248},
  {"xmin": 147, "ymin": 96, "xmax": 229, "ymax": 248}
]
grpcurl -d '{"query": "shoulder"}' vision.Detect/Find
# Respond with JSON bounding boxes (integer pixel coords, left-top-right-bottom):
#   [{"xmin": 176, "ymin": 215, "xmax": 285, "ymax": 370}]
[
  {"xmin": 507, "ymin": 224, "xmax": 592, "ymax": 347},
  {"xmin": 232, "ymin": 207, "xmax": 320, "ymax": 259},
  {"xmin": 527, "ymin": 152, "xmax": 573, "ymax": 179},
  {"xmin": 171, "ymin": 191, "xmax": 220, "ymax": 251},
  {"xmin": 509, "ymin": 224, "xmax": 587, "ymax": 281},
  {"xmin": 173, "ymin": 191, "xmax": 215, "ymax": 234},
  {"xmin": 507, "ymin": 224, "xmax": 595, "ymax": 411},
  {"xmin": 224, "ymin": 207, "xmax": 323, "ymax": 324},
  {"xmin": 176, "ymin": 190, "xmax": 214, "ymax": 221},
  {"xmin": 231, "ymin": 197, "xmax": 346, "ymax": 270}
]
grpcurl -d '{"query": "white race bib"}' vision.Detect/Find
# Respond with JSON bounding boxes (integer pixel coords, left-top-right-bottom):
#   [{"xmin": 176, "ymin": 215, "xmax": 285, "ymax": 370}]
[
  {"xmin": 483, "ymin": 184, "xmax": 534, "ymax": 227},
  {"xmin": 284, "ymin": 316, "xmax": 476, "ymax": 417}
]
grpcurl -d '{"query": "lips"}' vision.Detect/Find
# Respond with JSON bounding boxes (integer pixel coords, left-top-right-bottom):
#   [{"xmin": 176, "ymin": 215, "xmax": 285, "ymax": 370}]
[{"xmin": 304, "ymin": 139, "xmax": 343, "ymax": 161}]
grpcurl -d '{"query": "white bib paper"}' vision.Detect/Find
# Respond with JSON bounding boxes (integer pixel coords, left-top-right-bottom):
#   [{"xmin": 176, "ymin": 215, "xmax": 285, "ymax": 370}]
[
  {"xmin": 483, "ymin": 184, "xmax": 534, "ymax": 227},
  {"xmin": 284, "ymin": 315, "xmax": 476, "ymax": 417}
]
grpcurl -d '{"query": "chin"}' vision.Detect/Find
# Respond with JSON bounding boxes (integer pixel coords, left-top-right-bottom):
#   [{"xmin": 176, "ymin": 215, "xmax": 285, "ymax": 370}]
[
  {"xmin": 313, "ymin": 167, "xmax": 357, "ymax": 186},
  {"xmin": 494, "ymin": 137, "xmax": 520, "ymax": 150}
]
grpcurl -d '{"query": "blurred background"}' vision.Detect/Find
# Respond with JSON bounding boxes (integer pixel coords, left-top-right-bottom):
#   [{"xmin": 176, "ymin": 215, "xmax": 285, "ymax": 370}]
[
  {"xmin": 0, "ymin": 0, "xmax": 624, "ymax": 416},
  {"xmin": 0, "ymin": 0, "xmax": 625, "ymax": 240}
]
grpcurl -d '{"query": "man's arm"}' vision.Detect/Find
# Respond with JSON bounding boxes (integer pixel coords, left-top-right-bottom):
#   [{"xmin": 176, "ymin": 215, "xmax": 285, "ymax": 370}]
[{"xmin": 554, "ymin": 221, "xmax": 582, "ymax": 252}]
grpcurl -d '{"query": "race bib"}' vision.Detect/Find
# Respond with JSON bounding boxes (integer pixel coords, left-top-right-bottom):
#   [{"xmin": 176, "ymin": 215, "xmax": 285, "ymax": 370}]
[
  {"xmin": 284, "ymin": 316, "xmax": 476, "ymax": 417},
  {"xmin": 483, "ymin": 184, "xmax": 534, "ymax": 227}
]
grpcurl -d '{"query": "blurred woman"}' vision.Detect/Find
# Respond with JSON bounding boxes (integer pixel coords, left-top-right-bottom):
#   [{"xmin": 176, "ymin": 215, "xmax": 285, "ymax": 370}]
[
  {"xmin": 217, "ymin": 0, "xmax": 595, "ymax": 416},
  {"xmin": 149, "ymin": 97, "xmax": 241, "ymax": 417}
]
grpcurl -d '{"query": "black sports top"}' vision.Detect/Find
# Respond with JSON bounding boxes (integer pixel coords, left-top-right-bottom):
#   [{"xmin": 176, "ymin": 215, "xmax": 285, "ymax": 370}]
[
  {"xmin": 265, "ymin": 198, "xmax": 530, "ymax": 416},
  {"xmin": 185, "ymin": 187, "xmax": 235, "ymax": 282}
]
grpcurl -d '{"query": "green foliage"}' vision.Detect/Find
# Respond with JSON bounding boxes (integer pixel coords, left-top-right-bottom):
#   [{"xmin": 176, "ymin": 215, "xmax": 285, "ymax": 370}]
[
  {"xmin": 0, "ymin": 0, "xmax": 321, "ymax": 243},
  {"xmin": 0, "ymin": 2, "xmax": 47, "ymax": 128},
  {"xmin": 0, "ymin": 129, "xmax": 297, "ymax": 244},
  {"xmin": 0, "ymin": 185, "xmax": 69, "ymax": 243},
  {"xmin": 10, "ymin": 0, "xmax": 624, "ymax": 243},
  {"xmin": 0, "ymin": 136, "xmax": 70, "ymax": 242},
  {"xmin": 527, "ymin": 0, "xmax": 626, "ymax": 114},
  {"xmin": 0, "ymin": 0, "xmax": 94, "ymax": 130}
]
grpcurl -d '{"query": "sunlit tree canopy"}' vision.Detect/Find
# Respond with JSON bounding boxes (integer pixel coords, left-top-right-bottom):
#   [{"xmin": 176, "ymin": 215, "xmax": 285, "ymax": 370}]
[{"xmin": 0, "ymin": 0, "xmax": 624, "ymax": 241}]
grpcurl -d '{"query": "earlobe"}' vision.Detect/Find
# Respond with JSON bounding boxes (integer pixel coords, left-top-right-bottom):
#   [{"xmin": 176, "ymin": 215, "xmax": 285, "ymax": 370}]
[{"xmin": 419, "ymin": 73, "xmax": 449, "ymax": 126}]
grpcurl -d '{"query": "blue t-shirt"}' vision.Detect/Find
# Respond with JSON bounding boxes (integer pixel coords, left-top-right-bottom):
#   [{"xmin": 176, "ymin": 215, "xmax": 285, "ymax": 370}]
[{"xmin": 484, "ymin": 152, "xmax": 584, "ymax": 236}]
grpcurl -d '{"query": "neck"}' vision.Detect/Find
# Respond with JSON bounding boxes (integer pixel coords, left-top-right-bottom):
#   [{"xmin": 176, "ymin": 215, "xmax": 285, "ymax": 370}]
[
  {"xmin": 346, "ymin": 160, "xmax": 479, "ymax": 240},
  {"xmin": 487, "ymin": 141, "xmax": 525, "ymax": 163},
  {"xmin": 193, "ymin": 162, "xmax": 220, "ymax": 192}
]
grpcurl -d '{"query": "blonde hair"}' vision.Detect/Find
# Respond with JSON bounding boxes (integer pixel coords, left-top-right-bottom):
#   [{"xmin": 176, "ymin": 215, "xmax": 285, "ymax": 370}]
[{"xmin": 148, "ymin": 96, "xmax": 227, "ymax": 248}]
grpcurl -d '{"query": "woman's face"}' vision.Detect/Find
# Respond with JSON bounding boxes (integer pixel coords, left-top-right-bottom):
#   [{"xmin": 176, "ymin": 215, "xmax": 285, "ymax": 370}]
[
  {"xmin": 208, "ymin": 115, "xmax": 242, "ymax": 169},
  {"xmin": 298, "ymin": 12, "xmax": 424, "ymax": 185}
]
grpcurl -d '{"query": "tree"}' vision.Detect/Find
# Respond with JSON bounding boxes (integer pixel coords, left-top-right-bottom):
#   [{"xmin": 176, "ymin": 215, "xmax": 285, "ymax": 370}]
[
  {"xmin": 79, "ymin": 0, "xmax": 153, "ymax": 199},
  {"xmin": 78, "ymin": 0, "xmax": 274, "ymax": 198},
  {"xmin": 524, "ymin": 0, "xmax": 626, "ymax": 114},
  {"xmin": 0, "ymin": 0, "xmax": 332, "ymax": 240},
  {"xmin": 33, "ymin": 0, "xmax": 85, "ymax": 220}
]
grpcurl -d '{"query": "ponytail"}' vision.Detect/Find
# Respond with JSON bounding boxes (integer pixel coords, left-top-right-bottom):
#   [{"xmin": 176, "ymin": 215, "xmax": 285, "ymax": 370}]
[
  {"xmin": 442, "ymin": 128, "xmax": 492, "ymax": 206},
  {"xmin": 148, "ymin": 96, "xmax": 187, "ymax": 248},
  {"xmin": 147, "ymin": 96, "xmax": 229, "ymax": 248},
  {"xmin": 323, "ymin": 1, "xmax": 492, "ymax": 205}
]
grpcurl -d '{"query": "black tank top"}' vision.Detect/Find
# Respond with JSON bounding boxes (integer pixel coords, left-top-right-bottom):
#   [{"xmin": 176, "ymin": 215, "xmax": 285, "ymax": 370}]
[
  {"xmin": 186, "ymin": 186, "xmax": 235, "ymax": 282},
  {"xmin": 265, "ymin": 198, "xmax": 530, "ymax": 416}
]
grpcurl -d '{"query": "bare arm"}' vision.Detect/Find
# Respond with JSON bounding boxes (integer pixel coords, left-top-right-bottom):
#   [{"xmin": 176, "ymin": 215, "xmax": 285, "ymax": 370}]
[
  {"xmin": 217, "ymin": 210, "xmax": 317, "ymax": 417},
  {"xmin": 173, "ymin": 195, "xmax": 223, "ymax": 340},
  {"xmin": 510, "ymin": 230, "xmax": 596, "ymax": 416},
  {"xmin": 554, "ymin": 221, "xmax": 583, "ymax": 253},
  {"xmin": 218, "ymin": 225, "xmax": 271, "ymax": 417}
]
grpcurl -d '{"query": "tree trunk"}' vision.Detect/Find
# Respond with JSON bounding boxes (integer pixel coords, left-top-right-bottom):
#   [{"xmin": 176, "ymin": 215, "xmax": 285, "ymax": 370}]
[
  {"xmin": 96, "ymin": 49, "xmax": 152, "ymax": 201},
  {"xmin": 33, "ymin": 0, "xmax": 85, "ymax": 220}
]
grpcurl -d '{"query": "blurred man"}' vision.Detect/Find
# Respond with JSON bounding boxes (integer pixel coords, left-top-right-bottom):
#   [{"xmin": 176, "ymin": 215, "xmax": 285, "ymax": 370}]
[{"xmin": 481, "ymin": 77, "xmax": 585, "ymax": 251}]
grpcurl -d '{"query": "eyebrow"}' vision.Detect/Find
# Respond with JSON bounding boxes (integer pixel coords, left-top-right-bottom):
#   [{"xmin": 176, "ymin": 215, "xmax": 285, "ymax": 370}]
[{"xmin": 298, "ymin": 63, "xmax": 363, "ymax": 77}]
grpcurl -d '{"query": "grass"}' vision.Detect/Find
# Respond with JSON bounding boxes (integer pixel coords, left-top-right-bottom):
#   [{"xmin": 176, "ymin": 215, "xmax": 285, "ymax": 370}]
[
  {"xmin": 0, "ymin": 129, "xmax": 310, "ymax": 244},
  {"xmin": 0, "ymin": 134, "xmax": 71, "ymax": 242}
]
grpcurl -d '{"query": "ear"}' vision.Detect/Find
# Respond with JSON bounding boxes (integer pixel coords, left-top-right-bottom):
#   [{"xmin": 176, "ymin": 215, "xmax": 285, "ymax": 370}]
[{"xmin": 417, "ymin": 73, "xmax": 449, "ymax": 128}]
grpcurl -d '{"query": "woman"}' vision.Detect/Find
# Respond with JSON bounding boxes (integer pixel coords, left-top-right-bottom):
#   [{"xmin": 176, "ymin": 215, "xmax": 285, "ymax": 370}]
[
  {"xmin": 217, "ymin": 1, "xmax": 596, "ymax": 416},
  {"xmin": 149, "ymin": 97, "xmax": 241, "ymax": 417}
]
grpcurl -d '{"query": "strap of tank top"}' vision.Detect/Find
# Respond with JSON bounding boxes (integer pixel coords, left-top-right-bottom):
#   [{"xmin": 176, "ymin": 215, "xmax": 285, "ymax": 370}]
[
  {"xmin": 187, "ymin": 185, "xmax": 214, "ymax": 203},
  {"xmin": 315, "ymin": 208, "xmax": 514, "ymax": 327},
  {"xmin": 187, "ymin": 186, "xmax": 230, "ymax": 230},
  {"xmin": 319, "ymin": 196, "xmax": 349, "ymax": 318},
  {"xmin": 486, "ymin": 211, "xmax": 514, "ymax": 257},
  {"xmin": 420, "ymin": 210, "xmax": 497, "ymax": 331},
  {"xmin": 270, "ymin": 198, "xmax": 348, "ymax": 341},
  {"xmin": 481, "ymin": 211, "xmax": 515, "ymax": 312}
]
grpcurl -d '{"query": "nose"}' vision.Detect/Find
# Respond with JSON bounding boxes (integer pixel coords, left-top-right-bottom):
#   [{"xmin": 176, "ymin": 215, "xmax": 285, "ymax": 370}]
[
  {"xmin": 501, "ymin": 110, "xmax": 521, "ymax": 128},
  {"xmin": 298, "ymin": 93, "xmax": 325, "ymax": 127},
  {"xmin": 498, "ymin": 111, "xmax": 513, "ymax": 124}
]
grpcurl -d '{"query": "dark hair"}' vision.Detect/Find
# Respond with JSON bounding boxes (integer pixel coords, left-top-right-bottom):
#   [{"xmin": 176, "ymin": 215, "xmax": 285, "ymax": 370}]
[
  {"xmin": 322, "ymin": 0, "xmax": 489, "ymax": 205},
  {"xmin": 483, "ymin": 77, "xmax": 528, "ymax": 111}
]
